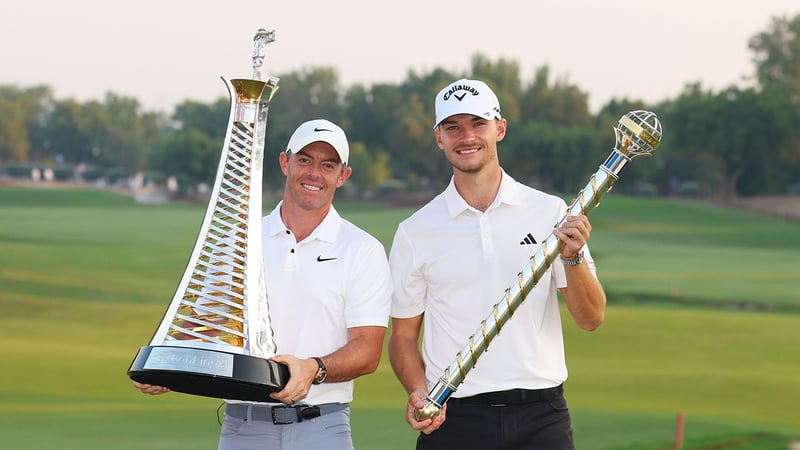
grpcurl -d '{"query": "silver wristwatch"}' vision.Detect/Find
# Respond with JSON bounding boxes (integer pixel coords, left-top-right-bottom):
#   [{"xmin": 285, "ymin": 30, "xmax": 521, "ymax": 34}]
[{"xmin": 562, "ymin": 251, "xmax": 584, "ymax": 266}]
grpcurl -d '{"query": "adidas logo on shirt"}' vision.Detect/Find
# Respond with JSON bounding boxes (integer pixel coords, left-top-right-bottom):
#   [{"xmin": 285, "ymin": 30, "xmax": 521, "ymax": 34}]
[{"xmin": 520, "ymin": 233, "xmax": 537, "ymax": 245}]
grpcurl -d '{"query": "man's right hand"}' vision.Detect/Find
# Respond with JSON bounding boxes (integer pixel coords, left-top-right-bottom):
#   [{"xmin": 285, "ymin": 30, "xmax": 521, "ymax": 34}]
[{"xmin": 406, "ymin": 390, "xmax": 447, "ymax": 435}]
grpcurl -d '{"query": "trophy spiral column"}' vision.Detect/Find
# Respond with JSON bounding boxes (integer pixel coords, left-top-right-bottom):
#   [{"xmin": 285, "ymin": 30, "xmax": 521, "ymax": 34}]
[
  {"xmin": 415, "ymin": 110, "xmax": 663, "ymax": 419},
  {"xmin": 128, "ymin": 29, "xmax": 290, "ymax": 402}
]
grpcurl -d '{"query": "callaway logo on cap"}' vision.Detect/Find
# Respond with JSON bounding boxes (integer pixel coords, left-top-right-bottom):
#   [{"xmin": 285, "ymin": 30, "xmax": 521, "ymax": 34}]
[
  {"xmin": 434, "ymin": 78, "xmax": 502, "ymax": 128},
  {"xmin": 285, "ymin": 119, "xmax": 350, "ymax": 166}
]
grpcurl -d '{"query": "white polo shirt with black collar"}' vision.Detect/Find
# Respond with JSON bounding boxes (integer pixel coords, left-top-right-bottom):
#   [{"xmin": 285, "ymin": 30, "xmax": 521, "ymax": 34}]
[
  {"xmin": 390, "ymin": 170, "xmax": 597, "ymax": 398},
  {"xmin": 261, "ymin": 202, "xmax": 392, "ymax": 405}
]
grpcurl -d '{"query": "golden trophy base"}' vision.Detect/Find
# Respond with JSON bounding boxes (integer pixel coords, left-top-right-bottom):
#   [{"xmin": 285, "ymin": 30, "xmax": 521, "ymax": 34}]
[{"xmin": 128, "ymin": 346, "xmax": 289, "ymax": 402}]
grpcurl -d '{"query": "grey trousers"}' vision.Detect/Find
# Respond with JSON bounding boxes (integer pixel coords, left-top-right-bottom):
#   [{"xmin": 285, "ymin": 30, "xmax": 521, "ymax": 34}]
[{"xmin": 218, "ymin": 406, "xmax": 353, "ymax": 450}]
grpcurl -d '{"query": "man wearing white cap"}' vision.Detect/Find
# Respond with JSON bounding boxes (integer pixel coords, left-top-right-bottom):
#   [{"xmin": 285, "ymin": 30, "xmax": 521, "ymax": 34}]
[
  {"xmin": 388, "ymin": 79, "xmax": 606, "ymax": 449},
  {"xmin": 136, "ymin": 119, "xmax": 392, "ymax": 450}
]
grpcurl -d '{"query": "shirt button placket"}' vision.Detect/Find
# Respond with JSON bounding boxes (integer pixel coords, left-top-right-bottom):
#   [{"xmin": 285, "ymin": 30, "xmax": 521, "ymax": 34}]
[{"xmin": 480, "ymin": 214, "xmax": 494, "ymax": 257}]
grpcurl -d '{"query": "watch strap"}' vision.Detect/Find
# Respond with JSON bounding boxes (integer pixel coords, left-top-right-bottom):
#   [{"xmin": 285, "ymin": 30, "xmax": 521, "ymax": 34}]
[
  {"xmin": 562, "ymin": 250, "xmax": 584, "ymax": 266},
  {"xmin": 312, "ymin": 357, "xmax": 327, "ymax": 384}
]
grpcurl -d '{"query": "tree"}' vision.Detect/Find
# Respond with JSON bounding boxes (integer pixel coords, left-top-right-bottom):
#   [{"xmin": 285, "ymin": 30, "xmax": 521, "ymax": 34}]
[
  {"xmin": 346, "ymin": 142, "xmax": 391, "ymax": 193},
  {"xmin": 503, "ymin": 121, "xmax": 603, "ymax": 193},
  {"xmin": 148, "ymin": 128, "xmax": 218, "ymax": 186},
  {"xmin": 518, "ymin": 65, "xmax": 592, "ymax": 128},
  {"xmin": 0, "ymin": 85, "xmax": 54, "ymax": 164},
  {"xmin": 95, "ymin": 93, "xmax": 163, "ymax": 172},
  {"xmin": 388, "ymin": 68, "xmax": 461, "ymax": 189},
  {"xmin": 344, "ymin": 77, "xmax": 448, "ymax": 190},
  {"xmin": 42, "ymin": 99, "xmax": 95, "ymax": 166},
  {"xmin": 736, "ymin": 82, "xmax": 800, "ymax": 195},
  {"xmin": 748, "ymin": 13, "xmax": 800, "ymax": 192},
  {"xmin": 0, "ymin": 98, "xmax": 29, "ymax": 163},
  {"xmin": 749, "ymin": 14, "xmax": 800, "ymax": 94},
  {"xmin": 661, "ymin": 82, "xmax": 798, "ymax": 202},
  {"xmin": 173, "ymin": 98, "xmax": 230, "ymax": 142}
]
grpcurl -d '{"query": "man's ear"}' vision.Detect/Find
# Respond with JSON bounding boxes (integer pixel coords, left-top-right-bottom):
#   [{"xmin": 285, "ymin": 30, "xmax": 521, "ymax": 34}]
[
  {"xmin": 337, "ymin": 166, "xmax": 353, "ymax": 188},
  {"xmin": 434, "ymin": 128, "xmax": 445, "ymax": 150},
  {"xmin": 279, "ymin": 152, "xmax": 289, "ymax": 176},
  {"xmin": 496, "ymin": 118, "xmax": 508, "ymax": 142}
]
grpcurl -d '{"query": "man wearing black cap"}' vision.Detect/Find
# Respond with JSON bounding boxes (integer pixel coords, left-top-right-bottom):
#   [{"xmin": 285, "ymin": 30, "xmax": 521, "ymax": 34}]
[{"xmin": 388, "ymin": 79, "xmax": 606, "ymax": 449}]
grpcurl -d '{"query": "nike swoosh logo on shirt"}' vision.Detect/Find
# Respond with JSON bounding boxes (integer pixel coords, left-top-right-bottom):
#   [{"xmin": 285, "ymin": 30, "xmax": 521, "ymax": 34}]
[{"xmin": 316, "ymin": 256, "xmax": 338, "ymax": 262}]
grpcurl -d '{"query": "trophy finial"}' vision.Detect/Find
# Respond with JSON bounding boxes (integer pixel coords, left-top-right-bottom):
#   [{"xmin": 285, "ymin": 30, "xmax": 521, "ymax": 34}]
[
  {"xmin": 252, "ymin": 28, "xmax": 276, "ymax": 81},
  {"xmin": 614, "ymin": 110, "xmax": 662, "ymax": 159}
]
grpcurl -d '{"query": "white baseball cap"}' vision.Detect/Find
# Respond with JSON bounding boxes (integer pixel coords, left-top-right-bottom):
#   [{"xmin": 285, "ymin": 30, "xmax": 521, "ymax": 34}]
[
  {"xmin": 434, "ymin": 78, "xmax": 502, "ymax": 129},
  {"xmin": 285, "ymin": 119, "xmax": 349, "ymax": 166}
]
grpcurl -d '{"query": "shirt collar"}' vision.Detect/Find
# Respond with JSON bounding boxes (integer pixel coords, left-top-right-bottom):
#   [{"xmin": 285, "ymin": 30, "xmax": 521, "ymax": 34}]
[
  {"xmin": 444, "ymin": 169, "xmax": 522, "ymax": 218},
  {"xmin": 264, "ymin": 201, "xmax": 341, "ymax": 243}
]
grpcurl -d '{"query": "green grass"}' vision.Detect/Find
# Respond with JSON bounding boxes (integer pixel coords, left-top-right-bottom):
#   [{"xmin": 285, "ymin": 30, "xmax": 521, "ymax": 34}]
[
  {"xmin": 581, "ymin": 196, "xmax": 800, "ymax": 309},
  {"xmin": 1, "ymin": 186, "xmax": 799, "ymax": 449}
]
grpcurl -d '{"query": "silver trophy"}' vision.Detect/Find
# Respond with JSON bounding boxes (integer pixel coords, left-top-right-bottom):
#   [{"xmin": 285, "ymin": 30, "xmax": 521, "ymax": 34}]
[
  {"xmin": 128, "ymin": 29, "xmax": 289, "ymax": 402},
  {"xmin": 416, "ymin": 110, "xmax": 663, "ymax": 419}
]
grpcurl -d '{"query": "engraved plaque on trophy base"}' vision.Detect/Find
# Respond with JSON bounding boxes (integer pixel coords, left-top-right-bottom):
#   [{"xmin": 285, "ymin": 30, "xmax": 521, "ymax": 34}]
[{"xmin": 128, "ymin": 346, "xmax": 290, "ymax": 402}]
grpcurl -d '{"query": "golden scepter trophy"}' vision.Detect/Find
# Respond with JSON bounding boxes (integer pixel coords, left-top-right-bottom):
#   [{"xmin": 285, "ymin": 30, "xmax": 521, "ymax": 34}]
[
  {"xmin": 127, "ymin": 29, "xmax": 290, "ymax": 401},
  {"xmin": 415, "ymin": 110, "xmax": 663, "ymax": 419}
]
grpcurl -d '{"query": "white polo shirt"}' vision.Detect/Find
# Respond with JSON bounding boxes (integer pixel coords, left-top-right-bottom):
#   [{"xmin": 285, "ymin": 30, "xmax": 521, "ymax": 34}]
[
  {"xmin": 390, "ymin": 170, "xmax": 596, "ymax": 398},
  {"xmin": 258, "ymin": 202, "xmax": 392, "ymax": 405}
]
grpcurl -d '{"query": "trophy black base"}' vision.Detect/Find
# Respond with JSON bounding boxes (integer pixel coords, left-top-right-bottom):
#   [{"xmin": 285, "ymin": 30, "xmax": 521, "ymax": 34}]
[{"xmin": 128, "ymin": 345, "xmax": 289, "ymax": 402}]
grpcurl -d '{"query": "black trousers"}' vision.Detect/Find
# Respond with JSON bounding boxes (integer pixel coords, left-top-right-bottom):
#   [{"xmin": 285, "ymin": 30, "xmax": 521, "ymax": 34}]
[{"xmin": 416, "ymin": 385, "xmax": 575, "ymax": 450}]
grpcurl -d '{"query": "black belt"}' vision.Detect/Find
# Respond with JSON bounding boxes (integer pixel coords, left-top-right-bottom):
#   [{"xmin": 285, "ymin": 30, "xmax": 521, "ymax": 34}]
[
  {"xmin": 450, "ymin": 384, "xmax": 563, "ymax": 407},
  {"xmin": 225, "ymin": 402, "xmax": 348, "ymax": 425}
]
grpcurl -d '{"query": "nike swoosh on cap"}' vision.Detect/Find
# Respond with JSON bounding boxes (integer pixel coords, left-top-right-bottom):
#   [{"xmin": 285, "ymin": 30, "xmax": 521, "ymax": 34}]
[{"xmin": 314, "ymin": 127, "xmax": 332, "ymax": 132}]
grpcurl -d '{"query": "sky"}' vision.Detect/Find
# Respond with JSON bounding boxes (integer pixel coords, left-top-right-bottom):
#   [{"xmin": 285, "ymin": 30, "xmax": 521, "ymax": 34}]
[{"xmin": 2, "ymin": 0, "xmax": 798, "ymax": 114}]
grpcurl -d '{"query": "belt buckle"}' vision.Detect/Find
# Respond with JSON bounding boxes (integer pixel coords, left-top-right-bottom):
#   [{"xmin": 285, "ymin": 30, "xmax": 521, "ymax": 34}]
[
  {"xmin": 271, "ymin": 405, "xmax": 322, "ymax": 425},
  {"xmin": 271, "ymin": 405, "xmax": 298, "ymax": 425}
]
